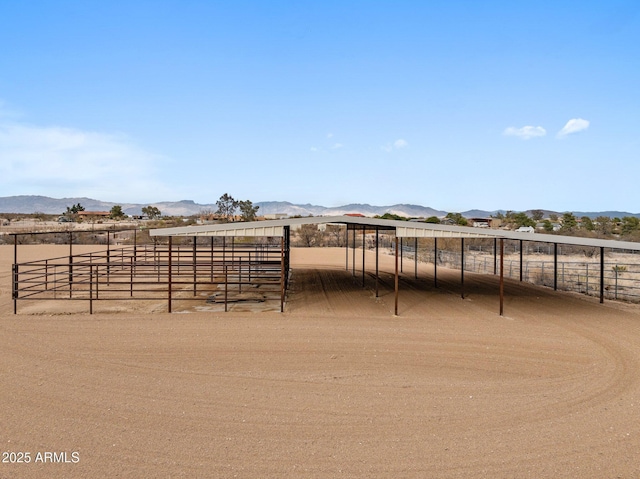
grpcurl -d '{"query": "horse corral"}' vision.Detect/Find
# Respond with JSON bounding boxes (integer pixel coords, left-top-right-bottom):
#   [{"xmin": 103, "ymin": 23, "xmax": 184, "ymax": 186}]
[{"xmin": 10, "ymin": 216, "xmax": 640, "ymax": 316}]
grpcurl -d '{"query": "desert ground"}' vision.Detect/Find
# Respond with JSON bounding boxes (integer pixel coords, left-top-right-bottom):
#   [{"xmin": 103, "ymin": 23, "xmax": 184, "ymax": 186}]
[{"xmin": 2, "ymin": 244, "xmax": 640, "ymax": 478}]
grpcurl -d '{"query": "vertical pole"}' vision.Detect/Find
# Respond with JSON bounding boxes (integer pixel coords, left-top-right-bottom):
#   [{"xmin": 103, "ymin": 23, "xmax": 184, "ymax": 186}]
[
  {"xmin": 13, "ymin": 234, "xmax": 17, "ymax": 314},
  {"xmin": 345, "ymin": 225, "xmax": 349, "ymax": 270},
  {"xmin": 193, "ymin": 237, "xmax": 197, "ymax": 296},
  {"xmin": 461, "ymin": 238, "xmax": 465, "ymax": 299},
  {"xmin": 285, "ymin": 226, "xmax": 291, "ymax": 290},
  {"xmin": 107, "ymin": 231, "xmax": 110, "ymax": 283},
  {"xmin": 519, "ymin": 240, "xmax": 523, "ymax": 281},
  {"xmin": 130, "ymin": 256, "xmax": 134, "ymax": 297},
  {"xmin": 223, "ymin": 236, "xmax": 226, "ymax": 277},
  {"xmin": 499, "ymin": 238, "xmax": 504, "ymax": 316},
  {"xmin": 12, "ymin": 264, "xmax": 18, "ymax": 314},
  {"xmin": 168, "ymin": 237, "xmax": 173, "ymax": 313},
  {"xmin": 134, "ymin": 228, "xmax": 137, "ymax": 266},
  {"xmin": 554, "ymin": 243, "xmax": 558, "ymax": 291},
  {"xmin": 224, "ymin": 264, "xmax": 228, "ymax": 312},
  {"xmin": 414, "ymin": 237, "xmax": 418, "ymax": 279},
  {"xmin": 89, "ymin": 264, "xmax": 93, "ymax": 315},
  {"xmin": 375, "ymin": 227, "xmax": 379, "ymax": 298},
  {"xmin": 600, "ymin": 247, "xmax": 605, "ymax": 303},
  {"xmin": 69, "ymin": 231, "xmax": 73, "ymax": 298},
  {"xmin": 394, "ymin": 236, "xmax": 399, "ymax": 316},
  {"xmin": 493, "ymin": 238, "xmax": 497, "ymax": 275},
  {"xmin": 210, "ymin": 237, "xmax": 214, "ymax": 282},
  {"xmin": 400, "ymin": 238, "xmax": 404, "ymax": 273},
  {"xmin": 434, "ymin": 237, "xmax": 438, "ymax": 288},
  {"xmin": 154, "ymin": 238, "xmax": 159, "ymax": 281},
  {"xmin": 362, "ymin": 226, "xmax": 366, "ymax": 287},
  {"xmin": 352, "ymin": 226, "xmax": 356, "ymax": 278},
  {"xmin": 280, "ymin": 236, "xmax": 285, "ymax": 312}
]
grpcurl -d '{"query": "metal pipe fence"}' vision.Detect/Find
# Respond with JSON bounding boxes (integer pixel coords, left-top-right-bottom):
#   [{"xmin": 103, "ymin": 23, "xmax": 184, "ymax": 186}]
[
  {"xmin": 13, "ymin": 243, "xmax": 285, "ymax": 313},
  {"xmin": 397, "ymin": 245, "xmax": 640, "ymax": 302}
]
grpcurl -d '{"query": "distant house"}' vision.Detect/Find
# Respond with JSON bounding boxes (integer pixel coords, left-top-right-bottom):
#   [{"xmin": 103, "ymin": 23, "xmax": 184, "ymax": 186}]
[
  {"xmin": 468, "ymin": 218, "xmax": 490, "ymax": 228},
  {"xmin": 468, "ymin": 217, "xmax": 502, "ymax": 228},
  {"xmin": 264, "ymin": 214, "xmax": 289, "ymax": 220}
]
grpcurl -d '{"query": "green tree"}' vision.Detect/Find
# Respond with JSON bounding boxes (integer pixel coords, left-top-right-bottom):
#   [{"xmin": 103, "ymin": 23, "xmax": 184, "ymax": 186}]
[
  {"xmin": 445, "ymin": 212, "xmax": 468, "ymax": 226},
  {"xmin": 595, "ymin": 216, "xmax": 613, "ymax": 236},
  {"xmin": 142, "ymin": 205, "xmax": 161, "ymax": 219},
  {"xmin": 215, "ymin": 193, "xmax": 239, "ymax": 222},
  {"xmin": 531, "ymin": 209, "xmax": 544, "ymax": 221},
  {"xmin": 542, "ymin": 219, "xmax": 554, "ymax": 232},
  {"xmin": 513, "ymin": 212, "xmax": 535, "ymax": 228},
  {"xmin": 581, "ymin": 216, "xmax": 595, "ymax": 231},
  {"xmin": 425, "ymin": 216, "xmax": 440, "ymax": 224},
  {"xmin": 64, "ymin": 203, "xmax": 85, "ymax": 215},
  {"xmin": 238, "ymin": 200, "xmax": 259, "ymax": 222},
  {"xmin": 621, "ymin": 216, "xmax": 640, "ymax": 235},
  {"xmin": 561, "ymin": 212, "xmax": 578, "ymax": 232},
  {"xmin": 376, "ymin": 213, "xmax": 409, "ymax": 221},
  {"xmin": 110, "ymin": 205, "xmax": 126, "ymax": 219}
]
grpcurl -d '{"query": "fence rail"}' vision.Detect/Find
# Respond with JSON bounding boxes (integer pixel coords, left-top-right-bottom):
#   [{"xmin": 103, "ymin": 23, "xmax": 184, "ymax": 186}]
[
  {"xmin": 13, "ymin": 243, "xmax": 286, "ymax": 313},
  {"xmin": 397, "ymin": 244, "xmax": 640, "ymax": 302}
]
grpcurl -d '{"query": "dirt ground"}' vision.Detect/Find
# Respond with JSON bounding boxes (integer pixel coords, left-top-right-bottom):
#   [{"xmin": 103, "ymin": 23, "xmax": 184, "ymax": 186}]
[{"xmin": 2, "ymin": 245, "xmax": 640, "ymax": 478}]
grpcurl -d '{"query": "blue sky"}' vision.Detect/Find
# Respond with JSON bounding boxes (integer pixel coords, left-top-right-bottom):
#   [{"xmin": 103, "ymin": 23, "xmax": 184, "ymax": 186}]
[{"xmin": 1, "ymin": 1, "xmax": 639, "ymax": 212}]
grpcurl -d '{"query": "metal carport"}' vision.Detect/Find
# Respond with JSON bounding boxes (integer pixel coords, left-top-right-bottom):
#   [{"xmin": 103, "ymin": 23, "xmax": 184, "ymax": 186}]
[{"xmin": 151, "ymin": 216, "xmax": 640, "ymax": 316}]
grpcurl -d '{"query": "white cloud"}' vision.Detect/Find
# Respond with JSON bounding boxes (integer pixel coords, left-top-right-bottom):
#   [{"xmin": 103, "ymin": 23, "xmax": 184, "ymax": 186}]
[
  {"xmin": 310, "ymin": 146, "xmax": 318, "ymax": 152},
  {"xmin": 382, "ymin": 138, "xmax": 409, "ymax": 152},
  {"xmin": 0, "ymin": 122, "xmax": 171, "ymax": 201},
  {"xmin": 331, "ymin": 143, "xmax": 343, "ymax": 149},
  {"xmin": 327, "ymin": 133, "xmax": 334, "ymax": 139},
  {"xmin": 503, "ymin": 126, "xmax": 547, "ymax": 140},
  {"xmin": 556, "ymin": 118, "xmax": 590, "ymax": 138}
]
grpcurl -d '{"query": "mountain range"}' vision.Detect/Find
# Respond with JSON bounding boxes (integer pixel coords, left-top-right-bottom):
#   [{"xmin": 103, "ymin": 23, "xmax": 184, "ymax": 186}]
[{"xmin": 0, "ymin": 195, "xmax": 638, "ymax": 219}]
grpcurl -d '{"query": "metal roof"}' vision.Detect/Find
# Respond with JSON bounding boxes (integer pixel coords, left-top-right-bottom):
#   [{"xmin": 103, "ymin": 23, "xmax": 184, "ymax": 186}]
[{"xmin": 149, "ymin": 215, "xmax": 640, "ymax": 252}]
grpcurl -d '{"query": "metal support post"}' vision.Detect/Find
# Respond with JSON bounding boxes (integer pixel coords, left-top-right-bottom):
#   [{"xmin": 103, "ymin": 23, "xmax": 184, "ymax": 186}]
[
  {"xmin": 394, "ymin": 237, "xmax": 399, "ymax": 315},
  {"xmin": 281, "ymin": 236, "xmax": 285, "ymax": 312},
  {"xmin": 493, "ymin": 237, "xmax": 497, "ymax": 275},
  {"xmin": 434, "ymin": 238, "xmax": 438, "ymax": 288},
  {"xmin": 461, "ymin": 237, "xmax": 465, "ymax": 299},
  {"xmin": 414, "ymin": 237, "xmax": 418, "ymax": 279},
  {"xmin": 519, "ymin": 239, "xmax": 523, "ymax": 282},
  {"xmin": 362, "ymin": 226, "xmax": 366, "ymax": 287},
  {"xmin": 375, "ymin": 227, "xmax": 379, "ymax": 297},
  {"xmin": 168, "ymin": 237, "xmax": 173, "ymax": 313},
  {"xmin": 352, "ymin": 226, "xmax": 356, "ymax": 277},
  {"xmin": 554, "ymin": 243, "xmax": 558, "ymax": 291},
  {"xmin": 345, "ymin": 226, "xmax": 349, "ymax": 270},
  {"xmin": 500, "ymin": 238, "xmax": 504, "ymax": 316},
  {"xmin": 600, "ymin": 247, "xmax": 605, "ymax": 303}
]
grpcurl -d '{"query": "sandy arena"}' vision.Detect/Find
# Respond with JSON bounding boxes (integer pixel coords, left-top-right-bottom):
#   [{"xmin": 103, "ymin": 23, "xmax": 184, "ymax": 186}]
[{"xmin": 2, "ymin": 245, "xmax": 640, "ymax": 478}]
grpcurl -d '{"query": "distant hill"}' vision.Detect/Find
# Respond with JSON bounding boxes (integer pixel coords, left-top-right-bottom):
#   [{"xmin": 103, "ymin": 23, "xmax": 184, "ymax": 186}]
[{"xmin": 0, "ymin": 195, "xmax": 638, "ymax": 219}]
